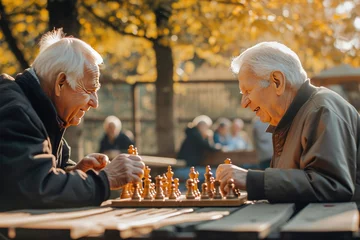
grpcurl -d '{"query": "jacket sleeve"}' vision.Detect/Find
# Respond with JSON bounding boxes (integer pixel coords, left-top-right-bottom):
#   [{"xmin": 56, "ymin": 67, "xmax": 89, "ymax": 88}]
[
  {"xmin": 247, "ymin": 107, "xmax": 356, "ymax": 202},
  {"xmin": 59, "ymin": 138, "xmax": 77, "ymax": 169},
  {"xmin": 0, "ymin": 106, "xmax": 110, "ymax": 210}
]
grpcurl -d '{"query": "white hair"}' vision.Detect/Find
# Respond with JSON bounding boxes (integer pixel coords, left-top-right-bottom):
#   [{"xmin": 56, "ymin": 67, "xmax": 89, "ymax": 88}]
[
  {"xmin": 31, "ymin": 28, "xmax": 103, "ymax": 89},
  {"xmin": 104, "ymin": 115, "xmax": 122, "ymax": 134},
  {"xmin": 192, "ymin": 115, "xmax": 213, "ymax": 127},
  {"xmin": 231, "ymin": 42, "xmax": 307, "ymax": 89}
]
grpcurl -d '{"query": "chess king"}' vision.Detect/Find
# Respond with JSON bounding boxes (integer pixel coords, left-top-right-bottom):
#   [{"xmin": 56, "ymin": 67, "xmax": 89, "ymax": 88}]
[
  {"xmin": 0, "ymin": 29, "xmax": 145, "ymax": 211},
  {"xmin": 216, "ymin": 42, "xmax": 360, "ymax": 203}
]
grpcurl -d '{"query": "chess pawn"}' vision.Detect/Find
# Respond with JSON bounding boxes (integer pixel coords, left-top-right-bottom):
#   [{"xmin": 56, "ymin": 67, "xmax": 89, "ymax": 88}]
[
  {"xmin": 169, "ymin": 183, "xmax": 177, "ymax": 200},
  {"xmin": 200, "ymin": 183, "xmax": 210, "ymax": 200},
  {"xmin": 174, "ymin": 178, "xmax": 181, "ymax": 196},
  {"xmin": 189, "ymin": 167, "xmax": 198, "ymax": 197},
  {"xmin": 120, "ymin": 184, "xmax": 131, "ymax": 199},
  {"xmin": 226, "ymin": 179, "xmax": 237, "ymax": 199},
  {"xmin": 213, "ymin": 180, "xmax": 223, "ymax": 199},
  {"xmin": 131, "ymin": 182, "xmax": 141, "ymax": 201},
  {"xmin": 224, "ymin": 158, "xmax": 232, "ymax": 164},
  {"xmin": 155, "ymin": 175, "xmax": 165, "ymax": 200},
  {"xmin": 186, "ymin": 179, "xmax": 195, "ymax": 199}
]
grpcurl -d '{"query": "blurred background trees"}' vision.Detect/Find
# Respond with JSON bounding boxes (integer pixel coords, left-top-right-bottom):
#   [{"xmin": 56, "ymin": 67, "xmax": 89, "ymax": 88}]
[{"xmin": 1, "ymin": 0, "xmax": 360, "ymax": 159}]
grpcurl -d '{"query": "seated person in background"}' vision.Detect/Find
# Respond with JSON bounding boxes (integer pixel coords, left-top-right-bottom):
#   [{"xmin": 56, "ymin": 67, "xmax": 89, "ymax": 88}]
[
  {"xmin": 216, "ymin": 41, "xmax": 360, "ymax": 203},
  {"xmin": 99, "ymin": 115, "xmax": 135, "ymax": 159},
  {"xmin": 252, "ymin": 116, "xmax": 273, "ymax": 169},
  {"xmin": 213, "ymin": 118, "xmax": 231, "ymax": 148},
  {"xmin": 227, "ymin": 118, "xmax": 253, "ymax": 151},
  {"xmin": 177, "ymin": 115, "xmax": 220, "ymax": 167},
  {"xmin": 0, "ymin": 29, "xmax": 144, "ymax": 211}
]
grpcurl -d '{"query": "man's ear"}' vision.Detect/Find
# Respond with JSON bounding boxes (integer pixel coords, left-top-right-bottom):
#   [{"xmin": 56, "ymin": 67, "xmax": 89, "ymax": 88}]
[
  {"xmin": 270, "ymin": 71, "xmax": 286, "ymax": 95},
  {"xmin": 54, "ymin": 72, "xmax": 66, "ymax": 97}
]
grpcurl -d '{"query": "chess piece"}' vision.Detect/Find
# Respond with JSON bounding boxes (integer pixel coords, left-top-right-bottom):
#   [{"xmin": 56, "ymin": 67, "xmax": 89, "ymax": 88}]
[
  {"xmin": 213, "ymin": 180, "xmax": 223, "ymax": 199},
  {"xmin": 161, "ymin": 173, "xmax": 168, "ymax": 197},
  {"xmin": 151, "ymin": 183, "xmax": 156, "ymax": 197},
  {"xmin": 131, "ymin": 182, "xmax": 141, "ymax": 200},
  {"xmin": 174, "ymin": 178, "xmax": 181, "ymax": 196},
  {"xmin": 235, "ymin": 188, "xmax": 241, "ymax": 197},
  {"xmin": 204, "ymin": 165, "xmax": 214, "ymax": 198},
  {"xmin": 169, "ymin": 183, "xmax": 177, "ymax": 200},
  {"xmin": 166, "ymin": 166, "xmax": 174, "ymax": 196},
  {"xmin": 189, "ymin": 167, "xmax": 198, "ymax": 197},
  {"xmin": 155, "ymin": 175, "xmax": 165, "ymax": 200},
  {"xmin": 128, "ymin": 145, "xmax": 136, "ymax": 155},
  {"xmin": 142, "ymin": 177, "xmax": 153, "ymax": 200},
  {"xmin": 224, "ymin": 158, "xmax": 232, "ymax": 164},
  {"xmin": 120, "ymin": 183, "xmax": 131, "ymax": 199},
  {"xmin": 210, "ymin": 176, "xmax": 215, "ymax": 194},
  {"xmin": 186, "ymin": 179, "xmax": 195, "ymax": 199},
  {"xmin": 226, "ymin": 179, "xmax": 237, "ymax": 199},
  {"xmin": 200, "ymin": 183, "xmax": 209, "ymax": 199}
]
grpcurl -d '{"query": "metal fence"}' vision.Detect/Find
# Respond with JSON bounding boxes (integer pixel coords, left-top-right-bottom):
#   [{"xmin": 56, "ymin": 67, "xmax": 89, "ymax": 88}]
[{"xmin": 83, "ymin": 80, "xmax": 255, "ymax": 155}]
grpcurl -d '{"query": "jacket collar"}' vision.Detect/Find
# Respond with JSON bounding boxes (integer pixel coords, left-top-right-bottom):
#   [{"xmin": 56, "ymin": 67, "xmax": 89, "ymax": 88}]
[
  {"xmin": 267, "ymin": 80, "xmax": 317, "ymax": 133},
  {"xmin": 15, "ymin": 70, "xmax": 66, "ymax": 153}
]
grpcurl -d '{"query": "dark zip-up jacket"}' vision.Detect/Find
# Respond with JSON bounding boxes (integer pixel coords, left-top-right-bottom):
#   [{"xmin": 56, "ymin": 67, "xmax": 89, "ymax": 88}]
[{"xmin": 0, "ymin": 71, "xmax": 110, "ymax": 211}]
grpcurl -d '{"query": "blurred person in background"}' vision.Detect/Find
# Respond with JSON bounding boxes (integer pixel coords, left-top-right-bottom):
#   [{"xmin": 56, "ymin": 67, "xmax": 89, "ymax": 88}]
[
  {"xmin": 177, "ymin": 115, "xmax": 220, "ymax": 167},
  {"xmin": 227, "ymin": 118, "xmax": 253, "ymax": 151},
  {"xmin": 252, "ymin": 117, "xmax": 273, "ymax": 169},
  {"xmin": 99, "ymin": 115, "xmax": 134, "ymax": 159},
  {"xmin": 213, "ymin": 117, "xmax": 231, "ymax": 148}
]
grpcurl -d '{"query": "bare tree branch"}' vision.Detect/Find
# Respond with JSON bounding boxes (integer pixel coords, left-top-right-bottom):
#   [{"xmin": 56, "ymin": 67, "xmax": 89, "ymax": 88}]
[
  {"xmin": 80, "ymin": 2, "xmax": 157, "ymax": 42},
  {"xmin": 0, "ymin": 0, "xmax": 29, "ymax": 70}
]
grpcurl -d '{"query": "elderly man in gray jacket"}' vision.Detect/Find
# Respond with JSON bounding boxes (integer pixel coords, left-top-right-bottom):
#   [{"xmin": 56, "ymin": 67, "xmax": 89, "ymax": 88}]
[{"xmin": 216, "ymin": 42, "xmax": 360, "ymax": 202}]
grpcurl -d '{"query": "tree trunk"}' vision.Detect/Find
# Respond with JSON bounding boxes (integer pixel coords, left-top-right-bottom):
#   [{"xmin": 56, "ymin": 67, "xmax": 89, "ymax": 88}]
[
  {"xmin": 154, "ymin": 41, "xmax": 175, "ymax": 156},
  {"xmin": 0, "ymin": 0, "xmax": 29, "ymax": 70},
  {"xmin": 47, "ymin": 0, "xmax": 83, "ymax": 162},
  {"xmin": 47, "ymin": 0, "xmax": 80, "ymax": 37}
]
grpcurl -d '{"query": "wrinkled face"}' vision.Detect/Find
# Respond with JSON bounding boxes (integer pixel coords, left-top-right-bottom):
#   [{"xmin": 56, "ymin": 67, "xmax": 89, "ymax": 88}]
[
  {"xmin": 238, "ymin": 68, "xmax": 278, "ymax": 125},
  {"xmin": 54, "ymin": 65, "xmax": 100, "ymax": 127}
]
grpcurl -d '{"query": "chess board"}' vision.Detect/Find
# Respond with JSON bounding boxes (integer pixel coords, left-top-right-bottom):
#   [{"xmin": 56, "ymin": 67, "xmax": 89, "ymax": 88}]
[
  {"xmin": 116, "ymin": 146, "xmax": 247, "ymax": 208},
  {"xmin": 109, "ymin": 194, "xmax": 247, "ymax": 207}
]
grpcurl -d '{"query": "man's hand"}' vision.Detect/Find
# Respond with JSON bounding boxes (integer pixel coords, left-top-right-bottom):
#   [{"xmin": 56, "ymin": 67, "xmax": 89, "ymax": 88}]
[
  {"xmin": 103, "ymin": 154, "xmax": 145, "ymax": 190},
  {"xmin": 216, "ymin": 164, "xmax": 248, "ymax": 194},
  {"xmin": 67, "ymin": 153, "xmax": 109, "ymax": 172}
]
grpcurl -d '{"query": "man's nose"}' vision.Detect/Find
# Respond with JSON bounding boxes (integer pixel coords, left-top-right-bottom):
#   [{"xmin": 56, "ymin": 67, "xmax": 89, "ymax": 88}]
[
  {"xmin": 89, "ymin": 92, "xmax": 99, "ymax": 109},
  {"xmin": 241, "ymin": 95, "xmax": 250, "ymax": 108}
]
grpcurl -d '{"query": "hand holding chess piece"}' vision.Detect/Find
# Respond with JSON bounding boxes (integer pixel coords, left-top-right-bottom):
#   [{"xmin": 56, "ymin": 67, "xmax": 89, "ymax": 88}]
[
  {"xmin": 215, "ymin": 163, "xmax": 248, "ymax": 195},
  {"xmin": 66, "ymin": 153, "xmax": 109, "ymax": 172},
  {"xmin": 102, "ymin": 151, "xmax": 145, "ymax": 190}
]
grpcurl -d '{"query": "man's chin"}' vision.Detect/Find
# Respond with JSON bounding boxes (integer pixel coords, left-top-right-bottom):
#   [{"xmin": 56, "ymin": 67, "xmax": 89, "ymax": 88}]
[{"xmin": 69, "ymin": 117, "xmax": 83, "ymax": 126}]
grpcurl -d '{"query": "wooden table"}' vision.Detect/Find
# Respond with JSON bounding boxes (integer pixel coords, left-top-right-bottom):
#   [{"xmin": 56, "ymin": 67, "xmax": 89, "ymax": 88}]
[{"xmin": 0, "ymin": 201, "xmax": 358, "ymax": 240}]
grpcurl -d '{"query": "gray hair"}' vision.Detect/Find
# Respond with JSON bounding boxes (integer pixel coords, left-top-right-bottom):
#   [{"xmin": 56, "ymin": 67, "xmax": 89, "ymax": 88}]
[
  {"xmin": 31, "ymin": 28, "xmax": 103, "ymax": 89},
  {"xmin": 231, "ymin": 42, "xmax": 307, "ymax": 89}
]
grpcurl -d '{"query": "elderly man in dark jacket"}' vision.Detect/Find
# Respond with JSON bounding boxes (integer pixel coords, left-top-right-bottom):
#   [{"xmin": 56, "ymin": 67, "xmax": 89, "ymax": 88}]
[
  {"xmin": 0, "ymin": 29, "xmax": 144, "ymax": 211},
  {"xmin": 216, "ymin": 42, "xmax": 360, "ymax": 203}
]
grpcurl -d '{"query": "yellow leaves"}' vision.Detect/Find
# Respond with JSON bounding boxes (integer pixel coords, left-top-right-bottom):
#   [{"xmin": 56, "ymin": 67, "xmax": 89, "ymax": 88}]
[
  {"xmin": 184, "ymin": 61, "xmax": 195, "ymax": 74},
  {"xmin": 15, "ymin": 22, "xmax": 26, "ymax": 32},
  {"xmin": 333, "ymin": 13, "xmax": 350, "ymax": 20},
  {"xmin": 39, "ymin": 8, "xmax": 48, "ymax": 21},
  {"xmin": 124, "ymin": 24, "xmax": 138, "ymax": 35},
  {"xmin": 137, "ymin": 56, "xmax": 150, "ymax": 75},
  {"xmin": 208, "ymin": 36, "xmax": 216, "ymax": 45}
]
